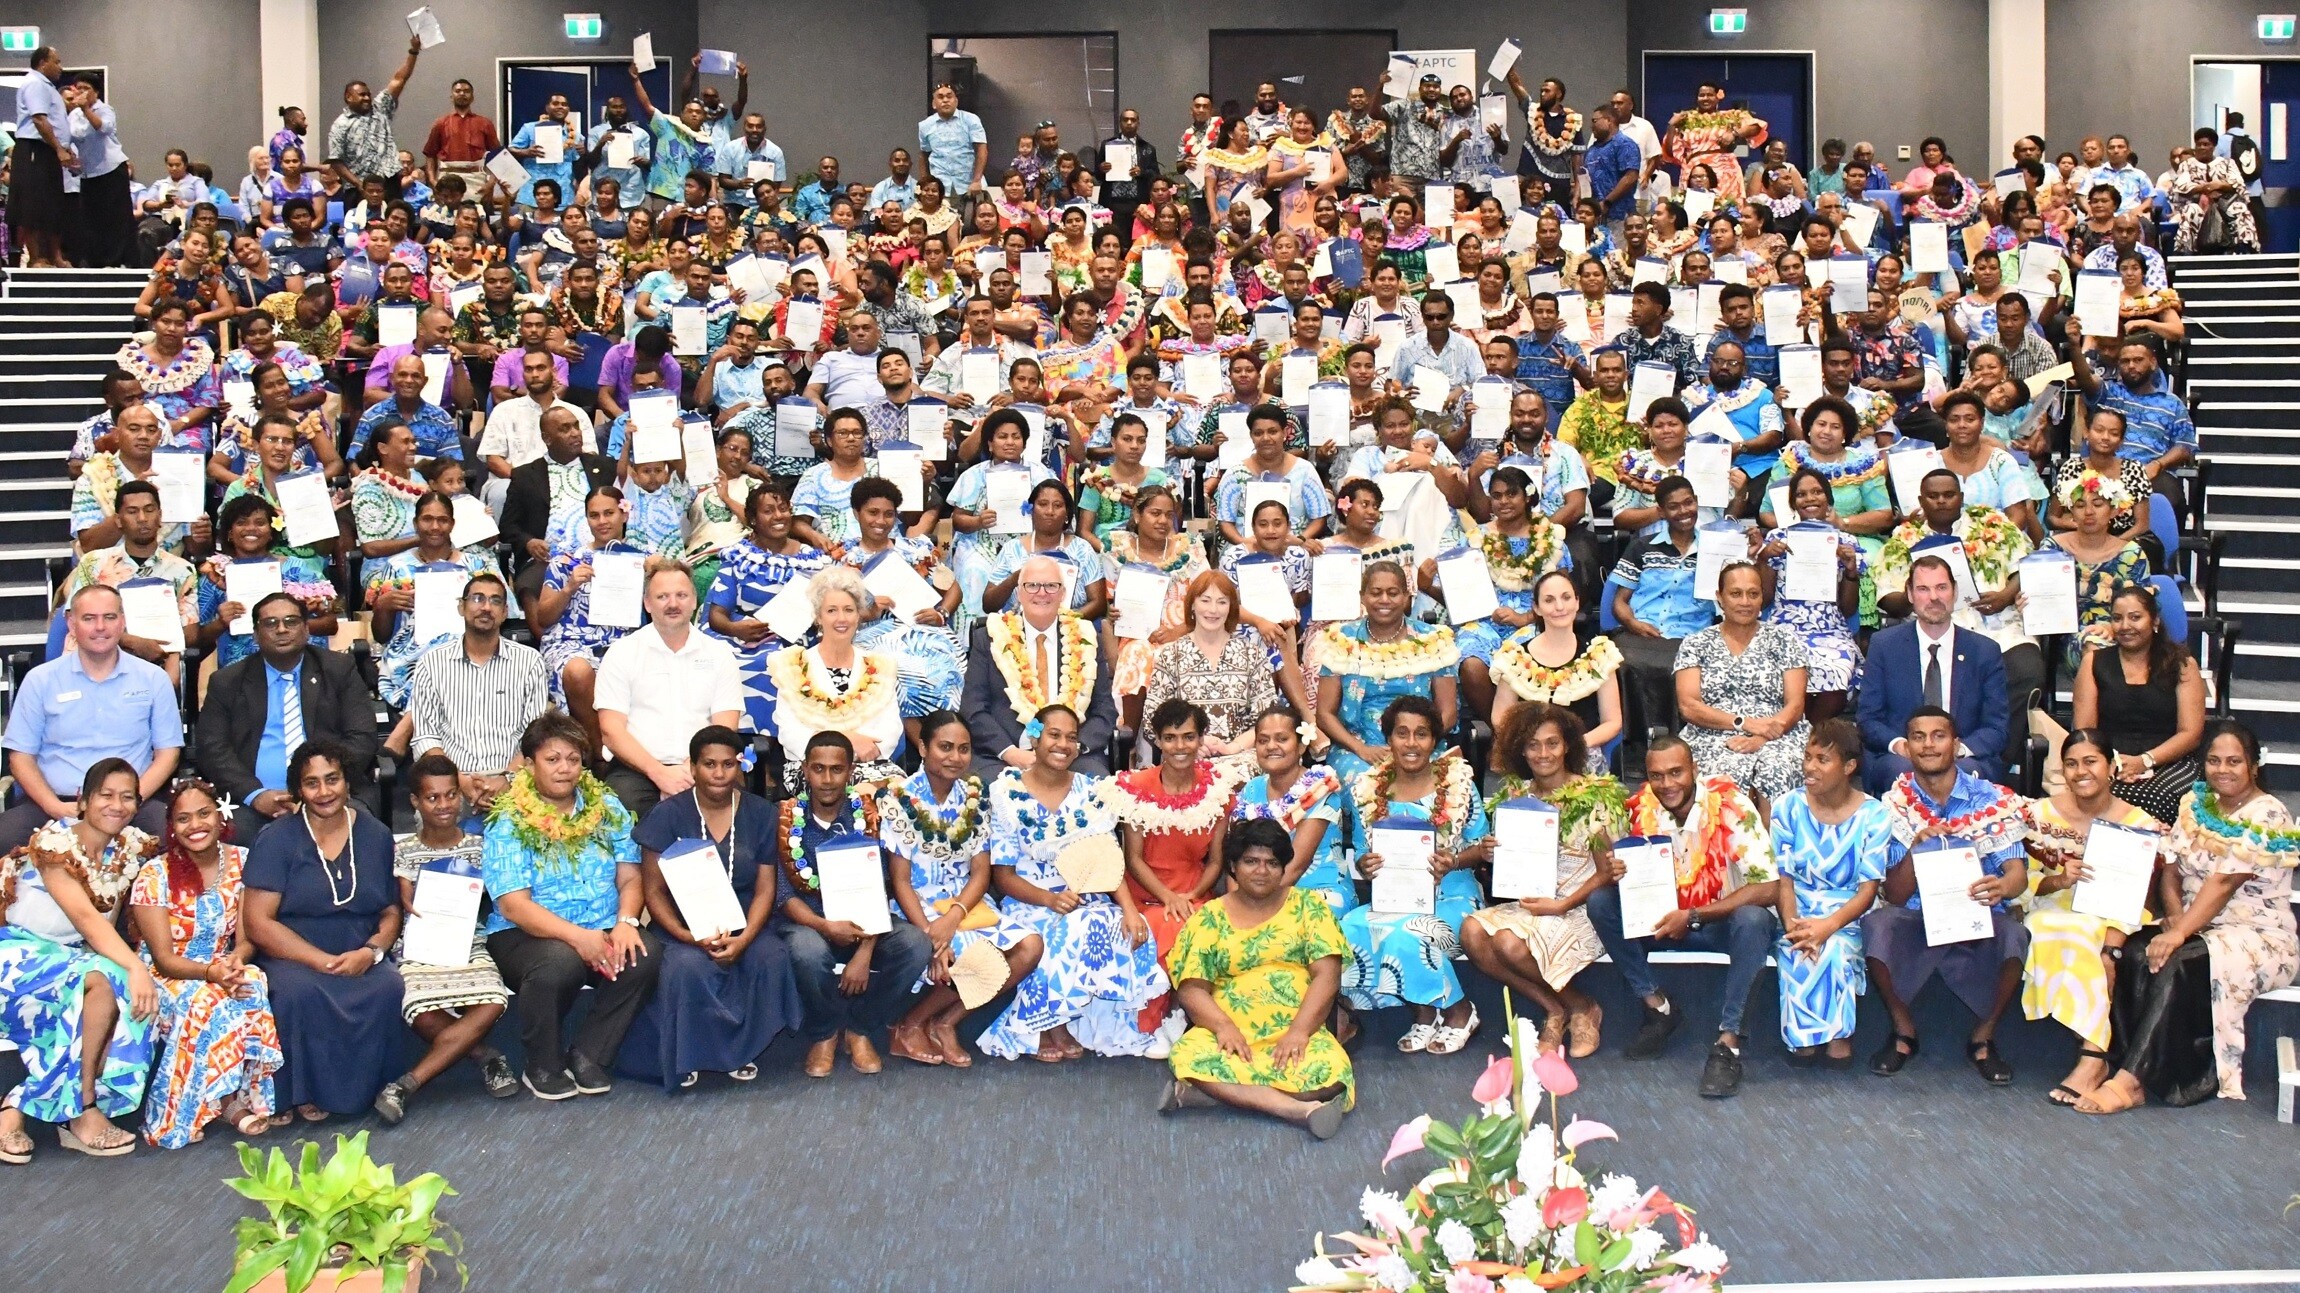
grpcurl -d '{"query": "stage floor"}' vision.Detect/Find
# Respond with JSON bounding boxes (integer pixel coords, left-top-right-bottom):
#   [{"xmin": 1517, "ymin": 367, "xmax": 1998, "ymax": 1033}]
[{"xmin": 6, "ymin": 963, "xmax": 2300, "ymax": 1292}]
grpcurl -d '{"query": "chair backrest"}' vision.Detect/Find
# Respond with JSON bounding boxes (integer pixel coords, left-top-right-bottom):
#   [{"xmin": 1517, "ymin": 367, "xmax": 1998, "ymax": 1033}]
[
  {"xmin": 1598, "ymin": 573, "xmax": 1628, "ymax": 632},
  {"xmin": 2149, "ymin": 573, "xmax": 2188, "ymax": 646},
  {"xmin": 2147, "ymin": 492, "xmax": 2180, "ymax": 566}
]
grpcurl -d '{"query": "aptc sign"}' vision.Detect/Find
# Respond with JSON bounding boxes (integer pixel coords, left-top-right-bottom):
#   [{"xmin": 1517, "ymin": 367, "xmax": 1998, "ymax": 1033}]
[
  {"xmin": 2260, "ymin": 14, "xmax": 2298, "ymax": 40},
  {"xmin": 1709, "ymin": 9, "xmax": 1749, "ymax": 36},
  {"xmin": 1389, "ymin": 49, "xmax": 1479, "ymax": 94},
  {"xmin": 563, "ymin": 13, "xmax": 604, "ymax": 41},
  {"xmin": 0, "ymin": 28, "xmax": 40, "ymax": 55}
]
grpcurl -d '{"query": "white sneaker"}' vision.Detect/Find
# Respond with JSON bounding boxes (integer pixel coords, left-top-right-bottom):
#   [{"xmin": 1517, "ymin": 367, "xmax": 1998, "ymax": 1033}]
[
  {"xmin": 1397, "ymin": 1021, "xmax": 1437, "ymax": 1053},
  {"xmin": 1427, "ymin": 1004, "xmax": 1481, "ymax": 1055},
  {"xmin": 1143, "ymin": 1032, "xmax": 1172, "ymax": 1060}
]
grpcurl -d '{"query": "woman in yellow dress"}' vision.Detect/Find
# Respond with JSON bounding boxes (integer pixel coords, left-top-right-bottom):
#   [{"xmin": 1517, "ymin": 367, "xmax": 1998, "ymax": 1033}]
[
  {"xmin": 1159, "ymin": 816, "xmax": 1351, "ymax": 1139},
  {"xmin": 2023, "ymin": 727, "xmax": 2159, "ymax": 1108}
]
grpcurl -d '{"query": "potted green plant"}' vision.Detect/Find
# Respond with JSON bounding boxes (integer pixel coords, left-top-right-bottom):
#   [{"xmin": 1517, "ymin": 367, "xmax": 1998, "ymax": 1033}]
[{"xmin": 224, "ymin": 1131, "xmax": 466, "ymax": 1293}]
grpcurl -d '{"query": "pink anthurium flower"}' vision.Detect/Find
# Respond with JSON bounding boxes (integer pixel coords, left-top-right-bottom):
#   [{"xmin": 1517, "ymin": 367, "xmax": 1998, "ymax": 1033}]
[
  {"xmin": 1382, "ymin": 1114, "xmax": 1431, "ymax": 1170},
  {"xmin": 1560, "ymin": 1119, "xmax": 1616, "ymax": 1151},
  {"xmin": 1471, "ymin": 1055, "xmax": 1513, "ymax": 1106},
  {"xmin": 1542, "ymin": 1185, "xmax": 1589, "ymax": 1229},
  {"xmin": 1530, "ymin": 1049, "xmax": 1578, "ymax": 1097}
]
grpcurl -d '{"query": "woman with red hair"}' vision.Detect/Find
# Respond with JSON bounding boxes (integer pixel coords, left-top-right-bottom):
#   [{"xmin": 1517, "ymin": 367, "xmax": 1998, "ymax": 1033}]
[{"xmin": 126, "ymin": 780, "xmax": 286, "ymax": 1147}]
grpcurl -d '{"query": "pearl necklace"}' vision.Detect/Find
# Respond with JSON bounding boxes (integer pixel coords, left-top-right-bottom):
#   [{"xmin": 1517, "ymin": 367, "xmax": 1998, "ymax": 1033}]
[{"xmin": 304, "ymin": 807, "xmax": 358, "ymax": 908}]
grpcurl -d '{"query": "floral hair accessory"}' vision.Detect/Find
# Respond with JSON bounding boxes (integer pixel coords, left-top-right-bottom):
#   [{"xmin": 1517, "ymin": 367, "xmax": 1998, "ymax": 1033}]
[{"xmin": 2058, "ymin": 469, "xmax": 2132, "ymax": 510}]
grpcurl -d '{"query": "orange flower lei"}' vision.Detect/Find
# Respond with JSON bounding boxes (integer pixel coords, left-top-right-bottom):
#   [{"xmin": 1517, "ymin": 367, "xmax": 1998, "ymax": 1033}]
[
  {"xmin": 765, "ymin": 646, "xmax": 899, "ymax": 730},
  {"xmin": 1625, "ymin": 778, "xmax": 1763, "ymax": 909},
  {"xmin": 986, "ymin": 612, "xmax": 1098, "ymax": 725}
]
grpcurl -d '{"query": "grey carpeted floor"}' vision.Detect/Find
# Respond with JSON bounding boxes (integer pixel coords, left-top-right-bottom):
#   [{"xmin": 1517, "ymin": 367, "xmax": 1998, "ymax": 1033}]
[{"xmin": 6, "ymin": 964, "xmax": 2300, "ymax": 1292}]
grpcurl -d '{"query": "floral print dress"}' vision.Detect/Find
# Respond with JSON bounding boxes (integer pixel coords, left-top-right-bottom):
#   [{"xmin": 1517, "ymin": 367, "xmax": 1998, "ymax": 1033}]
[
  {"xmin": 130, "ymin": 847, "xmax": 283, "ymax": 1148},
  {"xmin": 1168, "ymin": 888, "xmax": 1355, "ymax": 1106}
]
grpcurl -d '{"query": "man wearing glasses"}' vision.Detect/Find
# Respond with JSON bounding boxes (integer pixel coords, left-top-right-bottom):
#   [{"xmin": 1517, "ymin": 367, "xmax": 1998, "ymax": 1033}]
[
  {"xmin": 960, "ymin": 554, "xmax": 1118, "ymax": 781},
  {"xmin": 197, "ymin": 590, "xmax": 381, "ymax": 818},
  {"xmin": 403, "ymin": 573, "xmax": 549, "ymax": 817}
]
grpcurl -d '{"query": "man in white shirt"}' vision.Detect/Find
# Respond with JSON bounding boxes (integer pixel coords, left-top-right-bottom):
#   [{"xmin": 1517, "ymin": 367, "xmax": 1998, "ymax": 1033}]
[
  {"xmin": 475, "ymin": 349, "xmax": 594, "ymax": 515},
  {"xmin": 1607, "ymin": 89, "xmax": 1664, "ymax": 206},
  {"xmin": 805, "ymin": 310, "xmax": 890, "ymax": 414},
  {"xmin": 593, "ymin": 559, "xmax": 745, "ymax": 819}
]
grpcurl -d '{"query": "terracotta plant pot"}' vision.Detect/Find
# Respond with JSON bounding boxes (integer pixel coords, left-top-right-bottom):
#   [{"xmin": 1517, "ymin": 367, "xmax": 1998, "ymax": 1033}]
[{"xmin": 243, "ymin": 1262, "xmax": 423, "ymax": 1293}]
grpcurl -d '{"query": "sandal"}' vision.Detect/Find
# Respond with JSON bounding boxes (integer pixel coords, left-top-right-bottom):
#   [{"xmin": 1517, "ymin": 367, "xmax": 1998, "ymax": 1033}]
[
  {"xmin": 297, "ymin": 1104, "xmax": 329, "ymax": 1123},
  {"xmin": 1425, "ymin": 1004, "xmax": 1481, "ymax": 1056},
  {"xmin": 1868, "ymin": 1032, "xmax": 1919, "ymax": 1077},
  {"xmin": 729, "ymin": 1064, "xmax": 759, "ymax": 1082},
  {"xmin": 1966, "ymin": 1038, "xmax": 2014, "ymax": 1087},
  {"xmin": 926, "ymin": 1020, "xmax": 974, "ymax": 1068},
  {"xmin": 59, "ymin": 1123, "xmax": 135, "ymax": 1157},
  {"xmin": 2075, "ymin": 1071, "xmax": 2146, "ymax": 1116},
  {"xmin": 1396, "ymin": 1020, "xmax": 1437, "ymax": 1054},
  {"xmin": 0, "ymin": 1124, "xmax": 31, "ymax": 1165},
  {"xmin": 2047, "ymin": 1047, "xmax": 2112, "ymax": 1108},
  {"xmin": 886, "ymin": 1024, "xmax": 945, "ymax": 1067},
  {"xmin": 234, "ymin": 1109, "xmax": 275, "ymax": 1136}
]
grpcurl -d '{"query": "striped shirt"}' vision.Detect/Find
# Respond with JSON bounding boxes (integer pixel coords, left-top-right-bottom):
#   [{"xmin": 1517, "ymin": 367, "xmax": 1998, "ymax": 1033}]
[{"xmin": 405, "ymin": 635, "xmax": 548, "ymax": 776}]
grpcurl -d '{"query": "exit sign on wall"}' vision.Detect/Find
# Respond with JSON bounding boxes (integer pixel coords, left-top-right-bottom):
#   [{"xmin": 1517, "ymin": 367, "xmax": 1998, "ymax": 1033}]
[
  {"xmin": 2263, "ymin": 14, "xmax": 2297, "ymax": 40},
  {"xmin": 564, "ymin": 13, "xmax": 603, "ymax": 41},
  {"xmin": 1708, "ymin": 9, "xmax": 1748, "ymax": 36},
  {"xmin": 0, "ymin": 28, "xmax": 39, "ymax": 54}
]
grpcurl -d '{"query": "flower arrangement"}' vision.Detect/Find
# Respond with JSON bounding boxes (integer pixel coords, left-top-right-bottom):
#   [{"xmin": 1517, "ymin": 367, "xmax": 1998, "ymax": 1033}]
[{"xmin": 1289, "ymin": 999, "xmax": 1727, "ymax": 1293}]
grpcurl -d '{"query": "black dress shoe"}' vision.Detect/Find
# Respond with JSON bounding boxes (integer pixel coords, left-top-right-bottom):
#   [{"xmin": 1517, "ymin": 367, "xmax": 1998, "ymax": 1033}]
[
  {"xmin": 1697, "ymin": 1042, "xmax": 1742, "ymax": 1098},
  {"xmin": 568, "ymin": 1052, "xmax": 614, "ymax": 1095},
  {"xmin": 1868, "ymin": 1033, "xmax": 1919, "ymax": 1077},
  {"xmin": 1622, "ymin": 994, "xmax": 1679, "ymax": 1061},
  {"xmin": 522, "ymin": 1064, "xmax": 577, "ymax": 1101}
]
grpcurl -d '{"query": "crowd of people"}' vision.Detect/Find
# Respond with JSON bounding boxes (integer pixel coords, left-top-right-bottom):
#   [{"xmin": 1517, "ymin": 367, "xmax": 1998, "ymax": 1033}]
[{"xmin": 0, "ymin": 35, "xmax": 2290, "ymax": 1163}]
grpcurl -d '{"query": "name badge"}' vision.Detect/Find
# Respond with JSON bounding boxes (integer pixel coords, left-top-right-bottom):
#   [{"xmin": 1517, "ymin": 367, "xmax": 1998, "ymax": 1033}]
[{"xmin": 53, "ymin": 690, "xmax": 80, "ymax": 703}]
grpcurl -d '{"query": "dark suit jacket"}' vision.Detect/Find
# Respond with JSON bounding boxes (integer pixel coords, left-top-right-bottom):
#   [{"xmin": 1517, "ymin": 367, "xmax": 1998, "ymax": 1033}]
[
  {"xmin": 960, "ymin": 616, "xmax": 1117, "ymax": 781},
  {"xmin": 196, "ymin": 646, "xmax": 379, "ymax": 802},
  {"xmin": 1856, "ymin": 621, "xmax": 2009, "ymax": 778},
  {"xmin": 501, "ymin": 453, "xmax": 617, "ymax": 569}
]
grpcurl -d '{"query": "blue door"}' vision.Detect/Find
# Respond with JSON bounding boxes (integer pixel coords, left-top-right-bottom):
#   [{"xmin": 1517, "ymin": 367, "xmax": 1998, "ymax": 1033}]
[
  {"xmin": 502, "ymin": 62, "xmax": 675, "ymax": 156},
  {"xmin": 2258, "ymin": 62, "xmax": 2300, "ymax": 252},
  {"xmin": 1642, "ymin": 53, "xmax": 1814, "ymax": 175}
]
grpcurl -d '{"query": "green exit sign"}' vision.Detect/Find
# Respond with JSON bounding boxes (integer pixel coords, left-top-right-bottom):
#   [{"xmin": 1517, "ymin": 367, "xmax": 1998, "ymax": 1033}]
[
  {"xmin": 2262, "ymin": 14, "xmax": 2297, "ymax": 39},
  {"xmin": 1708, "ymin": 9, "xmax": 1748, "ymax": 36},
  {"xmin": 563, "ymin": 13, "xmax": 603, "ymax": 41},
  {"xmin": 0, "ymin": 28, "xmax": 40, "ymax": 55}
]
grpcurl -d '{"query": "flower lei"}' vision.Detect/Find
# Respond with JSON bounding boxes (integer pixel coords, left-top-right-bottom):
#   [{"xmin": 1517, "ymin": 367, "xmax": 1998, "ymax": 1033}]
[
  {"xmin": 1615, "ymin": 447, "xmax": 1686, "ymax": 497},
  {"xmin": 1885, "ymin": 506, "xmax": 2028, "ymax": 587},
  {"xmin": 986, "ymin": 612, "xmax": 1098, "ymax": 727},
  {"xmin": 1355, "ymin": 752, "xmax": 1479, "ymax": 848},
  {"xmin": 1491, "ymin": 634, "xmax": 1622, "ymax": 707},
  {"xmin": 1315, "ymin": 620, "xmax": 1459, "ymax": 680},
  {"xmin": 2057, "ymin": 468, "xmax": 2134, "ymax": 510},
  {"xmin": 880, "ymin": 775, "xmax": 987, "ymax": 857},
  {"xmin": 1531, "ymin": 107, "xmax": 1585, "ymax": 158},
  {"xmin": 1485, "ymin": 774, "xmax": 1629, "ymax": 854},
  {"xmin": 1626, "ymin": 779, "xmax": 1764, "ymax": 909},
  {"xmin": 2186, "ymin": 784, "xmax": 2300, "ymax": 868},
  {"xmin": 779, "ymin": 790, "xmax": 883, "ymax": 891},
  {"xmin": 0, "ymin": 822, "xmax": 154, "ymax": 921},
  {"xmin": 765, "ymin": 646, "xmax": 899, "ymax": 731},
  {"xmin": 488, "ymin": 769, "xmax": 627, "ymax": 873},
  {"xmin": 1479, "ymin": 522, "xmax": 1568, "ymax": 592},
  {"xmin": 1234, "ymin": 765, "xmax": 1340, "ymax": 830},
  {"xmin": 1885, "ymin": 772, "xmax": 2029, "ymax": 855},
  {"xmin": 1078, "ymin": 465, "xmax": 1155, "ymax": 512},
  {"xmin": 359, "ymin": 466, "xmax": 427, "ymax": 503},
  {"xmin": 1674, "ymin": 109, "xmax": 1759, "ymax": 140},
  {"xmin": 1106, "ymin": 759, "xmax": 1249, "ymax": 836},
  {"xmin": 1781, "ymin": 441, "xmax": 1885, "ymax": 487}
]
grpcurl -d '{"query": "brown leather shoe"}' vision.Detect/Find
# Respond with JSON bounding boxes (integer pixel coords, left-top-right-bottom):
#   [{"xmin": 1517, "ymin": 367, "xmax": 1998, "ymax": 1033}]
[
  {"xmin": 804, "ymin": 1037, "xmax": 838, "ymax": 1079},
  {"xmin": 844, "ymin": 1031, "xmax": 884, "ymax": 1075}
]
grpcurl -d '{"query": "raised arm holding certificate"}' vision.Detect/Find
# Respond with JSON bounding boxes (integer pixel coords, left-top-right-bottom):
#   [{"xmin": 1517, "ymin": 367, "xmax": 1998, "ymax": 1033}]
[{"xmin": 1489, "ymin": 799, "xmax": 1560, "ymax": 900}]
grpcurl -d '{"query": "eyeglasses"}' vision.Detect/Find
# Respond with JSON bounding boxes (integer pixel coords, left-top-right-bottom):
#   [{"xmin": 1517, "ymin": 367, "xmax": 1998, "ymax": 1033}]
[
  {"xmin": 463, "ymin": 593, "xmax": 507, "ymax": 607},
  {"xmin": 1018, "ymin": 581, "xmax": 1064, "ymax": 593},
  {"xmin": 256, "ymin": 615, "xmax": 306, "ymax": 630}
]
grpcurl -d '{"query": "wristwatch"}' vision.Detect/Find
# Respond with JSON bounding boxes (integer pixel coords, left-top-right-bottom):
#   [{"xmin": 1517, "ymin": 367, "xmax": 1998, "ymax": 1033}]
[
  {"xmin": 619, "ymin": 914, "xmax": 642, "ymax": 929},
  {"xmin": 1732, "ymin": 714, "xmax": 1746, "ymax": 732},
  {"xmin": 1686, "ymin": 911, "xmax": 1707, "ymax": 932},
  {"xmin": 2141, "ymin": 752, "xmax": 2158, "ymax": 774}
]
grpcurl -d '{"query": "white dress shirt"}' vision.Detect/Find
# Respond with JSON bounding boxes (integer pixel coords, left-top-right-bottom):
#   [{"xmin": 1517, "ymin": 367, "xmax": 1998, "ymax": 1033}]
[{"xmin": 594, "ymin": 624, "xmax": 746, "ymax": 765}]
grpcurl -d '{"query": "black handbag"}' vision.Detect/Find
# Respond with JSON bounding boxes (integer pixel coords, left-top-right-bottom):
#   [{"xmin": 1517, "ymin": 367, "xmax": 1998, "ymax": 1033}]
[{"xmin": 2196, "ymin": 195, "xmax": 2236, "ymax": 254}]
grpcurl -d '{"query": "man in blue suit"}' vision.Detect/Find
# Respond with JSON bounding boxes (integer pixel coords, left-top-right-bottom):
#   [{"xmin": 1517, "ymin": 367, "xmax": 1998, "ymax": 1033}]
[{"xmin": 1857, "ymin": 554, "xmax": 2010, "ymax": 792}]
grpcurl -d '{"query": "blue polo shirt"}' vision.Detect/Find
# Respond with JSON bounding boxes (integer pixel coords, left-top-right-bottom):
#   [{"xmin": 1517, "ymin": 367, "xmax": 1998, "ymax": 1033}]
[
  {"xmin": 2088, "ymin": 373, "xmax": 2196, "ymax": 463},
  {"xmin": 1512, "ymin": 331, "xmax": 1585, "ymax": 431},
  {"xmin": 1609, "ymin": 531, "xmax": 1717, "ymax": 640},
  {"xmin": 4, "ymin": 650, "xmax": 183, "ymax": 797},
  {"xmin": 1584, "ymin": 133, "xmax": 1643, "ymax": 221}
]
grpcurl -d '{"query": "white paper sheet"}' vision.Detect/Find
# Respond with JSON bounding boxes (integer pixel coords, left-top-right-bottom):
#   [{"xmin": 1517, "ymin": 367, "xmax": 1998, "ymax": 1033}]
[
  {"xmin": 1470, "ymin": 377, "xmax": 1511, "ymax": 439},
  {"xmin": 2074, "ymin": 269, "xmax": 2121, "ymax": 339},
  {"xmin": 1486, "ymin": 38, "xmax": 1522, "ymax": 82},
  {"xmin": 1693, "ymin": 520, "xmax": 1750, "ymax": 601},
  {"xmin": 118, "ymin": 580, "xmax": 185, "ymax": 653},
  {"xmin": 1424, "ymin": 184, "xmax": 1455, "ymax": 230},
  {"xmin": 1254, "ymin": 307, "xmax": 1290, "ymax": 347},
  {"xmin": 1016, "ymin": 251, "xmax": 1053, "ymax": 296},
  {"xmin": 450, "ymin": 494, "xmax": 496, "ymax": 550},
  {"xmin": 681, "ymin": 418, "xmax": 719, "ymax": 487},
  {"xmin": 2017, "ymin": 551, "xmax": 2080, "ymax": 637},
  {"xmin": 1914, "ymin": 844, "xmax": 1991, "ymax": 945},
  {"xmin": 1886, "ymin": 443, "xmax": 1945, "ymax": 514},
  {"xmin": 1235, "ymin": 558, "xmax": 1298, "ymax": 624},
  {"xmin": 534, "ymin": 127, "xmax": 564, "ymax": 167},
  {"xmin": 1137, "ymin": 246, "xmax": 1173, "ymax": 292},
  {"xmin": 698, "ymin": 48, "xmax": 738, "ymax": 76},
  {"xmin": 1908, "ymin": 221, "xmax": 1950, "ymax": 274},
  {"xmin": 1423, "ymin": 243, "xmax": 1460, "ymax": 286},
  {"xmin": 1828, "ymin": 254, "xmax": 1869, "ymax": 315},
  {"xmin": 1784, "ymin": 526, "xmax": 1840, "ymax": 603},
  {"xmin": 1129, "ymin": 407, "xmax": 1168, "ymax": 470},
  {"xmin": 1505, "ymin": 209, "xmax": 1540, "ymax": 253},
  {"xmin": 816, "ymin": 839, "xmax": 892, "ymax": 935},
  {"xmin": 782, "ymin": 299, "xmax": 824, "ymax": 350},
  {"xmin": 586, "ymin": 550, "xmax": 647, "ymax": 629},
  {"xmin": 408, "ymin": 566, "xmax": 468, "ymax": 647},
  {"xmin": 1840, "ymin": 200, "xmax": 1880, "ymax": 250},
  {"xmin": 984, "ymin": 467, "xmax": 1033, "ymax": 535},
  {"xmin": 1489, "ymin": 799, "xmax": 1559, "ymax": 900},
  {"xmin": 403, "ymin": 870, "xmax": 483, "ymax": 967},
  {"xmin": 1180, "ymin": 351, "xmax": 1223, "ymax": 402},
  {"xmin": 1778, "ymin": 344, "xmax": 1824, "ymax": 408},
  {"xmin": 853, "ymin": 549, "xmax": 935, "ymax": 623},
  {"xmin": 1682, "ymin": 190, "xmax": 1716, "ymax": 226},
  {"xmin": 378, "ymin": 302, "xmax": 418, "ymax": 347},
  {"xmin": 1479, "ymin": 94, "xmax": 1508, "ymax": 134},
  {"xmin": 670, "ymin": 305, "xmax": 708, "ymax": 356},
  {"xmin": 1685, "ymin": 438, "xmax": 1734, "ymax": 510},
  {"xmin": 1767, "ymin": 480, "xmax": 1795, "ymax": 526},
  {"xmin": 1112, "ymin": 565, "xmax": 1169, "ymax": 640},
  {"xmin": 960, "ymin": 349, "xmax": 1002, "ymax": 402},
  {"xmin": 1368, "ymin": 823, "xmax": 1437, "ymax": 916},
  {"xmin": 632, "ymin": 32, "xmax": 656, "ymax": 74},
  {"xmin": 604, "ymin": 133, "xmax": 636, "ymax": 170},
  {"xmin": 1490, "ymin": 174, "xmax": 1520, "ymax": 216},
  {"xmin": 2016, "ymin": 241, "xmax": 2062, "ymax": 298},
  {"xmin": 1410, "ymin": 364, "xmax": 1451, "ymax": 414},
  {"xmin": 223, "ymin": 559, "xmax": 283, "ymax": 637},
  {"xmin": 1215, "ymin": 408, "xmax": 1250, "ymax": 469},
  {"xmin": 1435, "ymin": 546, "xmax": 1500, "ymax": 624},
  {"xmin": 1627, "ymin": 360, "xmax": 1676, "ymax": 423},
  {"xmin": 420, "ymin": 349, "xmax": 451, "ymax": 406},
  {"xmin": 2071, "ymin": 817, "xmax": 2161, "ymax": 928},
  {"xmin": 656, "ymin": 837, "xmax": 747, "ymax": 940},
  {"xmin": 145, "ymin": 448, "xmax": 203, "ymax": 525},
  {"xmin": 1310, "ymin": 551, "xmax": 1363, "ymax": 623},
  {"xmin": 484, "ymin": 150, "xmax": 529, "ymax": 193},
  {"xmin": 274, "ymin": 470, "xmax": 338, "ymax": 549},
  {"xmin": 1102, "ymin": 140, "xmax": 1136, "ymax": 180},
  {"xmin": 771, "ymin": 398, "xmax": 819, "ymax": 461},
  {"xmin": 754, "ymin": 577, "xmax": 816, "ymax": 643},
  {"xmin": 405, "ymin": 6, "xmax": 446, "ymax": 49},
  {"xmin": 1281, "ymin": 353, "xmax": 1316, "ymax": 407},
  {"xmin": 1761, "ymin": 285, "xmax": 1803, "ymax": 346},
  {"xmin": 1557, "ymin": 220, "xmax": 1588, "ymax": 255},
  {"xmin": 222, "ymin": 378, "xmax": 257, "ymax": 421},
  {"xmin": 1615, "ymin": 836, "xmax": 1680, "ymax": 939},
  {"xmin": 906, "ymin": 401, "xmax": 950, "ymax": 461},
  {"xmin": 1444, "ymin": 279, "xmax": 1482, "ymax": 324}
]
